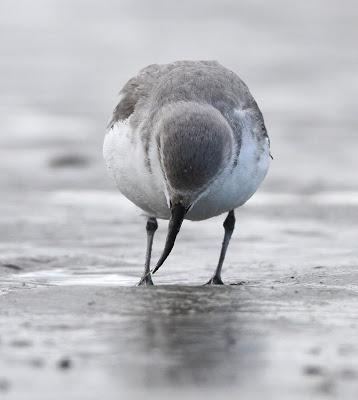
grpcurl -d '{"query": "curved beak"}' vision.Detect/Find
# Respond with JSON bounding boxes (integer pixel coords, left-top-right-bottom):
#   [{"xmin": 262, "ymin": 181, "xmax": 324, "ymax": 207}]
[{"xmin": 152, "ymin": 202, "xmax": 187, "ymax": 275}]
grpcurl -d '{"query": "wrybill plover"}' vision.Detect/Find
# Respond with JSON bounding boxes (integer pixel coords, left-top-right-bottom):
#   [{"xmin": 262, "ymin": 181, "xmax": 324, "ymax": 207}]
[{"xmin": 103, "ymin": 60, "xmax": 271, "ymax": 285}]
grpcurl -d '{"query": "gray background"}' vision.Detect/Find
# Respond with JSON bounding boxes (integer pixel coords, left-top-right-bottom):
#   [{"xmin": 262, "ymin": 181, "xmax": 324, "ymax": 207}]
[{"xmin": 0, "ymin": 1, "xmax": 357, "ymax": 399}]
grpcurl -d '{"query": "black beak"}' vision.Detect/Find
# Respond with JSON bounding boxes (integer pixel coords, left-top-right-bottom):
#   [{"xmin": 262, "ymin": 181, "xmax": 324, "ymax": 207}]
[{"xmin": 152, "ymin": 202, "xmax": 187, "ymax": 275}]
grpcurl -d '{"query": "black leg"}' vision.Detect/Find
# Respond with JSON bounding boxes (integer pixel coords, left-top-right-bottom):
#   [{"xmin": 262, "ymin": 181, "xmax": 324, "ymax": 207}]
[
  {"xmin": 137, "ymin": 217, "xmax": 158, "ymax": 286},
  {"xmin": 206, "ymin": 210, "xmax": 235, "ymax": 285}
]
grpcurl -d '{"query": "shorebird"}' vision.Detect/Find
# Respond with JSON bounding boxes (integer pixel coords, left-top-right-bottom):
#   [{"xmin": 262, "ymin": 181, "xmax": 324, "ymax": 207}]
[{"xmin": 103, "ymin": 60, "xmax": 271, "ymax": 285}]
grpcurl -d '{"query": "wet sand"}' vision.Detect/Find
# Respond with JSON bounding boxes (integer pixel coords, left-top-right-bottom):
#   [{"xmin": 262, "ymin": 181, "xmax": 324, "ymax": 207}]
[
  {"xmin": 1, "ymin": 0, "xmax": 358, "ymax": 399},
  {"xmin": 1, "ymin": 192, "xmax": 358, "ymax": 399}
]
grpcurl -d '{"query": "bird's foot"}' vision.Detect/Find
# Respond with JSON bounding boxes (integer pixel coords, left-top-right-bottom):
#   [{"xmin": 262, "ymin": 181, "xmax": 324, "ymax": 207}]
[
  {"xmin": 205, "ymin": 275, "xmax": 224, "ymax": 285},
  {"xmin": 137, "ymin": 273, "xmax": 154, "ymax": 286}
]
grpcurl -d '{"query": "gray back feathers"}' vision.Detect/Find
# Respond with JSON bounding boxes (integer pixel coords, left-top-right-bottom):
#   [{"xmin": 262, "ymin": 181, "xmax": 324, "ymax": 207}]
[
  {"xmin": 109, "ymin": 61, "xmax": 220, "ymax": 127},
  {"xmin": 109, "ymin": 60, "xmax": 267, "ymax": 194}
]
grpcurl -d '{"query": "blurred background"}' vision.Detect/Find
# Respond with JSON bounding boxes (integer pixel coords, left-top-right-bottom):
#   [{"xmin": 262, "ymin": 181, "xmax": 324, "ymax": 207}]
[
  {"xmin": 1, "ymin": 1, "xmax": 358, "ymax": 399},
  {"xmin": 1, "ymin": 0, "xmax": 357, "ymax": 194}
]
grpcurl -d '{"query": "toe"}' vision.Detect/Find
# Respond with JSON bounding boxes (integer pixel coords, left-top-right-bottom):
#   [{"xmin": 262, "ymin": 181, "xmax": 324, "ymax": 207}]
[
  {"xmin": 137, "ymin": 274, "xmax": 154, "ymax": 286},
  {"xmin": 205, "ymin": 275, "xmax": 224, "ymax": 285}
]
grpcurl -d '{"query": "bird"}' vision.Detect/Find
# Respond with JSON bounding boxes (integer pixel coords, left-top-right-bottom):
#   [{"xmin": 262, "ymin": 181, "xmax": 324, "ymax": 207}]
[{"xmin": 103, "ymin": 60, "xmax": 271, "ymax": 286}]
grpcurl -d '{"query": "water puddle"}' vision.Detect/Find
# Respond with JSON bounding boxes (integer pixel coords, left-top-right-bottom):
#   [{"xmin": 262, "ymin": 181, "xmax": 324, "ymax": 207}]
[{"xmin": 10, "ymin": 267, "xmax": 137, "ymax": 288}]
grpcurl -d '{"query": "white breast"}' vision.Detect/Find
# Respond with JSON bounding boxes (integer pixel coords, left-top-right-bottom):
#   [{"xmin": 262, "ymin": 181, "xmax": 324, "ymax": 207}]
[
  {"xmin": 186, "ymin": 112, "xmax": 271, "ymax": 221},
  {"xmin": 103, "ymin": 112, "xmax": 270, "ymax": 221},
  {"xmin": 103, "ymin": 120, "xmax": 171, "ymax": 218}
]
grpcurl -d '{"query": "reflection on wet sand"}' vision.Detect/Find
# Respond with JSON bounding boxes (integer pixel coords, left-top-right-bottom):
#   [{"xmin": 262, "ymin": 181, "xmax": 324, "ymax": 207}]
[{"xmin": 105, "ymin": 287, "xmax": 265, "ymax": 388}]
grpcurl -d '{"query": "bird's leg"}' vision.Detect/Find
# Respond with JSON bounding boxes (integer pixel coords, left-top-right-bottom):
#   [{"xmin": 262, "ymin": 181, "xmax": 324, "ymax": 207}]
[
  {"xmin": 206, "ymin": 210, "xmax": 235, "ymax": 285},
  {"xmin": 137, "ymin": 217, "xmax": 158, "ymax": 286}
]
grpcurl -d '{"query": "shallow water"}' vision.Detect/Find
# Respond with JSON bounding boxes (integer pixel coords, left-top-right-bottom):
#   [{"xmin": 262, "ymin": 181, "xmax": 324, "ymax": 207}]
[{"xmin": 15, "ymin": 267, "xmax": 135, "ymax": 287}]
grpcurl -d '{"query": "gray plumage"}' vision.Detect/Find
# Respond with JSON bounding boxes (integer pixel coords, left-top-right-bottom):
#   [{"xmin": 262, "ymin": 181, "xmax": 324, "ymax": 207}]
[
  {"xmin": 159, "ymin": 102, "xmax": 232, "ymax": 193},
  {"xmin": 109, "ymin": 60, "xmax": 267, "ymax": 196}
]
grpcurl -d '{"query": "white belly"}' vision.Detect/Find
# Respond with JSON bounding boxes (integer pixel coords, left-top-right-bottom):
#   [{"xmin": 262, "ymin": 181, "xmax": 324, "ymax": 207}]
[
  {"xmin": 103, "ymin": 120, "xmax": 270, "ymax": 221},
  {"xmin": 103, "ymin": 121, "xmax": 170, "ymax": 218},
  {"xmin": 187, "ymin": 128, "xmax": 271, "ymax": 220}
]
